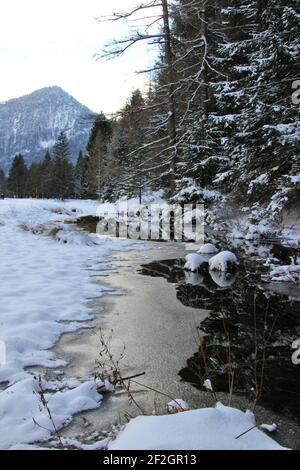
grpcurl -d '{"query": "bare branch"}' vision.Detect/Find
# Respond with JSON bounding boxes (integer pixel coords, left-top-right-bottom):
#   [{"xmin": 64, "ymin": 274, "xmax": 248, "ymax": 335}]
[{"xmin": 96, "ymin": 1, "xmax": 163, "ymax": 23}]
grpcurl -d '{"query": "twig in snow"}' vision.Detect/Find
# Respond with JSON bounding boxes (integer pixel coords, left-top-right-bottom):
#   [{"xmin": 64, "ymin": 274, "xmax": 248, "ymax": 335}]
[
  {"xmin": 33, "ymin": 375, "xmax": 63, "ymax": 448},
  {"xmin": 235, "ymin": 425, "xmax": 257, "ymax": 440}
]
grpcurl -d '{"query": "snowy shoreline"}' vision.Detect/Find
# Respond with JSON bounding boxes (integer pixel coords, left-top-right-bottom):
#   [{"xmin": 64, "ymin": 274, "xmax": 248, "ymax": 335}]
[{"xmin": 0, "ymin": 198, "xmax": 135, "ymax": 449}]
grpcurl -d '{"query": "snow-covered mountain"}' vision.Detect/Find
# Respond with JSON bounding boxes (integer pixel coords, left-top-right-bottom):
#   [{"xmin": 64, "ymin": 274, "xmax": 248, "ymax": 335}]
[{"xmin": 0, "ymin": 86, "xmax": 94, "ymax": 173}]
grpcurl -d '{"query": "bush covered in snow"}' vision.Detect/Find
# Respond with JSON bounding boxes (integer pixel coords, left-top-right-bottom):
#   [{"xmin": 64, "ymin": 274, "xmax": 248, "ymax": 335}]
[{"xmin": 172, "ymin": 178, "xmax": 221, "ymax": 204}]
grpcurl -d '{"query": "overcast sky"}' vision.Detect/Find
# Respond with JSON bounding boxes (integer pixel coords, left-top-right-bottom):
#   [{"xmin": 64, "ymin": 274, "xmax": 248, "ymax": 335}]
[{"xmin": 0, "ymin": 0, "xmax": 158, "ymax": 114}]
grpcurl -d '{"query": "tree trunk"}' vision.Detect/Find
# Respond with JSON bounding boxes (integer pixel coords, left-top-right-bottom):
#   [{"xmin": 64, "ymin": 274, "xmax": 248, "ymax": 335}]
[
  {"xmin": 162, "ymin": 0, "xmax": 177, "ymax": 195},
  {"xmin": 199, "ymin": 5, "xmax": 208, "ymax": 119}
]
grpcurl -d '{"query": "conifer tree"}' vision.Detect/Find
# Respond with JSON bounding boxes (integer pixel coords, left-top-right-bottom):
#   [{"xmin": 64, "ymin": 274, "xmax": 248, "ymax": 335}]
[
  {"xmin": 236, "ymin": 0, "xmax": 300, "ymax": 211},
  {"xmin": 40, "ymin": 151, "xmax": 53, "ymax": 198},
  {"xmin": 27, "ymin": 162, "xmax": 42, "ymax": 197},
  {"xmin": 108, "ymin": 89, "xmax": 148, "ymax": 199},
  {"xmin": 7, "ymin": 154, "xmax": 28, "ymax": 198},
  {"xmin": 86, "ymin": 114, "xmax": 112, "ymax": 200},
  {"xmin": 52, "ymin": 132, "xmax": 74, "ymax": 200},
  {"xmin": 0, "ymin": 168, "xmax": 6, "ymax": 196},
  {"xmin": 74, "ymin": 150, "xmax": 89, "ymax": 198}
]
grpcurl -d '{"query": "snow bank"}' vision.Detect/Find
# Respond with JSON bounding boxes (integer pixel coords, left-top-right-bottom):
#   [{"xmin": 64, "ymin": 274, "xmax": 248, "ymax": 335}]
[
  {"xmin": 267, "ymin": 262, "xmax": 300, "ymax": 283},
  {"xmin": 209, "ymin": 251, "xmax": 238, "ymax": 272},
  {"xmin": 197, "ymin": 243, "xmax": 218, "ymax": 254},
  {"xmin": 0, "ymin": 199, "xmax": 136, "ymax": 385},
  {"xmin": 95, "ymin": 190, "xmax": 168, "ymax": 217},
  {"xmin": 184, "ymin": 253, "xmax": 206, "ymax": 272},
  {"xmin": 0, "ymin": 198, "xmax": 136, "ymax": 448},
  {"xmin": 109, "ymin": 403, "xmax": 285, "ymax": 450},
  {"xmin": 0, "ymin": 377, "xmax": 105, "ymax": 449}
]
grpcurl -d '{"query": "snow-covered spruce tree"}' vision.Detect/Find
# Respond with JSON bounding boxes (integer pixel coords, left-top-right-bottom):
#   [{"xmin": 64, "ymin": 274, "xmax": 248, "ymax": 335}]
[
  {"xmin": 86, "ymin": 114, "xmax": 112, "ymax": 200},
  {"xmin": 20, "ymin": 151, "xmax": 54, "ymax": 199},
  {"xmin": 138, "ymin": 0, "xmax": 223, "ymax": 196},
  {"xmin": 98, "ymin": 0, "xmax": 180, "ymax": 196},
  {"xmin": 40, "ymin": 150, "xmax": 54, "ymax": 198},
  {"xmin": 107, "ymin": 89, "xmax": 149, "ymax": 200},
  {"xmin": 107, "ymin": 1, "xmax": 225, "ymax": 198},
  {"xmin": 97, "ymin": 1, "xmax": 226, "ymax": 198},
  {"xmin": 51, "ymin": 132, "xmax": 74, "ymax": 200},
  {"xmin": 27, "ymin": 162, "xmax": 42, "ymax": 198},
  {"xmin": 235, "ymin": 0, "xmax": 300, "ymax": 216},
  {"xmin": 172, "ymin": 0, "xmax": 299, "ymax": 216},
  {"xmin": 207, "ymin": 0, "xmax": 259, "ymax": 193},
  {"xmin": 170, "ymin": 0, "xmax": 221, "ymax": 190},
  {"xmin": 171, "ymin": 1, "xmax": 259, "ymax": 195},
  {"xmin": 7, "ymin": 154, "xmax": 28, "ymax": 198},
  {"xmin": 74, "ymin": 150, "xmax": 89, "ymax": 199},
  {"xmin": 0, "ymin": 168, "xmax": 7, "ymax": 195}
]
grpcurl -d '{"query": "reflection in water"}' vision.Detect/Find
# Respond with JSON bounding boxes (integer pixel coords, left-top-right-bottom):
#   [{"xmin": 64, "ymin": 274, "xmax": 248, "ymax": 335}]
[
  {"xmin": 209, "ymin": 271, "xmax": 237, "ymax": 288},
  {"xmin": 185, "ymin": 271, "xmax": 204, "ymax": 286},
  {"xmin": 140, "ymin": 258, "xmax": 300, "ymax": 422}
]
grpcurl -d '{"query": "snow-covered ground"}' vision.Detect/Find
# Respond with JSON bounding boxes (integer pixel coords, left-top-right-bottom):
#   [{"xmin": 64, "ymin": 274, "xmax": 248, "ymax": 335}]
[
  {"xmin": 109, "ymin": 403, "xmax": 285, "ymax": 450},
  {"xmin": 0, "ymin": 197, "xmax": 292, "ymax": 450},
  {"xmin": 0, "ymin": 198, "xmax": 134, "ymax": 449}
]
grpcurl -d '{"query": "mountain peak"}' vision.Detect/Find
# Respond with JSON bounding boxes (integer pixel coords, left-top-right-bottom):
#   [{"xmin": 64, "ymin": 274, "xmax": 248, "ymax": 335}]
[
  {"xmin": 27, "ymin": 86, "xmax": 74, "ymax": 98},
  {"xmin": 0, "ymin": 87, "xmax": 94, "ymax": 173}
]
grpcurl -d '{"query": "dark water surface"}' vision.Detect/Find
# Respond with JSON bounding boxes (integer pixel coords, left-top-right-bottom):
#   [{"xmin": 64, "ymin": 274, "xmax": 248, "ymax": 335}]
[{"xmin": 140, "ymin": 252, "xmax": 300, "ymax": 423}]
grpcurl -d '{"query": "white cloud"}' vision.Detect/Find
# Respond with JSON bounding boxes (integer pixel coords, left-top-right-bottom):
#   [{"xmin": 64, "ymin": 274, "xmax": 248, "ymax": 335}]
[{"xmin": 0, "ymin": 0, "xmax": 158, "ymax": 113}]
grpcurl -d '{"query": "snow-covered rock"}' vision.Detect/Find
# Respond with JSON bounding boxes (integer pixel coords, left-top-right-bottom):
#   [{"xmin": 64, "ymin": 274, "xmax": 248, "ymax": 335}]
[
  {"xmin": 184, "ymin": 253, "xmax": 206, "ymax": 272},
  {"xmin": 197, "ymin": 243, "xmax": 218, "ymax": 254},
  {"xmin": 167, "ymin": 399, "xmax": 189, "ymax": 414},
  {"xmin": 268, "ymin": 262, "xmax": 300, "ymax": 283},
  {"xmin": 260, "ymin": 423, "xmax": 277, "ymax": 433},
  {"xmin": 203, "ymin": 379, "xmax": 213, "ymax": 392},
  {"xmin": 109, "ymin": 403, "xmax": 286, "ymax": 450},
  {"xmin": 209, "ymin": 251, "xmax": 238, "ymax": 272}
]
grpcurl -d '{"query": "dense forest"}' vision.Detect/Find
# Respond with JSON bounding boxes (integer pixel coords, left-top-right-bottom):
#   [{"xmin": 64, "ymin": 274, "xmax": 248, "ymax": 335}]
[{"xmin": 0, "ymin": 0, "xmax": 299, "ymax": 224}]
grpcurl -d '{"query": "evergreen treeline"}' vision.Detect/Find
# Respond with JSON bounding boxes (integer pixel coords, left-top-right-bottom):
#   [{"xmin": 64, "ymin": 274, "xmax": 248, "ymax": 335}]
[
  {"xmin": 0, "ymin": 132, "xmax": 84, "ymax": 200},
  {"xmin": 1, "ymin": 0, "xmax": 299, "ymax": 215}
]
